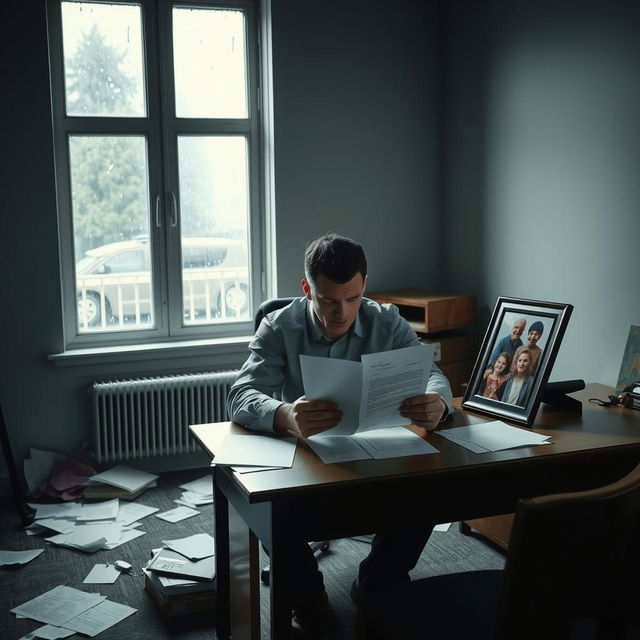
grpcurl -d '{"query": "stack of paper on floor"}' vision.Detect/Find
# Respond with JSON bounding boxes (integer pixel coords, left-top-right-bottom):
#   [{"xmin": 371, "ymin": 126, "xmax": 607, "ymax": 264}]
[
  {"xmin": 26, "ymin": 499, "xmax": 157, "ymax": 552},
  {"xmin": 174, "ymin": 475, "xmax": 214, "ymax": 508},
  {"xmin": 143, "ymin": 533, "xmax": 215, "ymax": 617},
  {"xmin": 84, "ymin": 465, "xmax": 158, "ymax": 500}
]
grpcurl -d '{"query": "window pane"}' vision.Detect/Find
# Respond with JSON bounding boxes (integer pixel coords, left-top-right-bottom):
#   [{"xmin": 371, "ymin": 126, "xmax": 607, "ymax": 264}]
[
  {"xmin": 61, "ymin": 1, "xmax": 146, "ymax": 117},
  {"xmin": 69, "ymin": 135, "xmax": 153, "ymax": 331},
  {"xmin": 178, "ymin": 136, "xmax": 250, "ymax": 324},
  {"xmin": 173, "ymin": 7, "xmax": 247, "ymax": 118}
]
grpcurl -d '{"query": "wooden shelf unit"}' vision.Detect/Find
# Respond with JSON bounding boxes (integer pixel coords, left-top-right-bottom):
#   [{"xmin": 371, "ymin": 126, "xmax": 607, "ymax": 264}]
[{"xmin": 368, "ymin": 290, "xmax": 478, "ymax": 396}]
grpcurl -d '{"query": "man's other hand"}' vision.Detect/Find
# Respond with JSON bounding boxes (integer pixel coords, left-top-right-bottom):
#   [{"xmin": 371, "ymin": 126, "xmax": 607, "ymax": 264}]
[
  {"xmin": 275, "ymin": 396, "xmax": 342, "ymax": 438},
  {"xmin": 399, "ymin": 393, "xmax": 447, "ymax": 431}
]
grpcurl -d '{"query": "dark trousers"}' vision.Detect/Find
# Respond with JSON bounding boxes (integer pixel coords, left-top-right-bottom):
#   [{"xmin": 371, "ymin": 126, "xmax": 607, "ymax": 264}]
[{"xmin": 287, "ymin": 524, "xmax": 435, "ymax": 608}]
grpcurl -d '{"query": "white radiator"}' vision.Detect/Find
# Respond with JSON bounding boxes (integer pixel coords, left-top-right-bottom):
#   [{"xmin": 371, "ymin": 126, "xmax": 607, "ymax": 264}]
[{"xmin": 91, "ymin": 371, "xmax": 239, "ymax": 463}]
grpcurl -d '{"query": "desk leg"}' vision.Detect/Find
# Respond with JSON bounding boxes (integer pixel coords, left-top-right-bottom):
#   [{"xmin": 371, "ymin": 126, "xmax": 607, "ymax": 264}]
[
  {"xmin": 214, "ymin": 477, "xmax": 231, "ymax": 640},
  {"xmin": 229, "ymin": 499, "xmax": 260, "ymax": 639},
  {"xmin": 268, "ymin": 512, "xmax": 294, "ymax": 640},
  {"xmin": 215, "ymin": 476, "xmax": 260, "ymax": 640}
]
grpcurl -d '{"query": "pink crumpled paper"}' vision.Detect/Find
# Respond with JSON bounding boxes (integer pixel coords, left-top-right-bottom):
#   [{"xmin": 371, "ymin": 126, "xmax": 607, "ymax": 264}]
[{"xmin": 37, "ymin": 456, "xmax": 97, "ymax": 501}]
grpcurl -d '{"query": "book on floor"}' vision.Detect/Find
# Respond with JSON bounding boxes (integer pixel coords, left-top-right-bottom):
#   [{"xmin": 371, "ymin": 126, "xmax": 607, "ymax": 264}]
[
  {"xmin": 143, "ymin": 572, "xmax": 215, "ymax": 618},
  {"xmin": 146, "ymin": 547, "xmax": 215, "ymax": 581}
]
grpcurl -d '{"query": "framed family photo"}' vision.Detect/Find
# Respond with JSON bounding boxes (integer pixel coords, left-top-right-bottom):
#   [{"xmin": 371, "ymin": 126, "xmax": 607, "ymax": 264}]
[{"xmin": 462, "ymin": 297, "xmax": 573, "ymax": 426}]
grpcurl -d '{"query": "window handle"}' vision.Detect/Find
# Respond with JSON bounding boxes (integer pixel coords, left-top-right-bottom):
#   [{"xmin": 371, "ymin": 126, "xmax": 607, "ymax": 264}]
[
  {"xmin": 155, "ymin": 194, "xmax": 162, "ymax": 227},
  {"xmin": 169, "ymin": 191, "xmax": 178, "ymax": 227}
]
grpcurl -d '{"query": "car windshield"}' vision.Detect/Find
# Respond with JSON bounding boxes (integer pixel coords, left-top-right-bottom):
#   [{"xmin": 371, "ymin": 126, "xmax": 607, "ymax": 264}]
[{"xmin": 76, "ymin": 253, "xmax": 102, "ymax": 274}]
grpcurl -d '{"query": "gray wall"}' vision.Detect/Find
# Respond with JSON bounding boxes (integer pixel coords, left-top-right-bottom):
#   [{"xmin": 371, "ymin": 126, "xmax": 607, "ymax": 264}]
[
  {"xmin": 0, "ymin": 0, "xmax": 442, "ymax": 485},
  {"xmin": 443, "ymin": 0, "xmax": 640, "ymax": 385},
  {"xmin": 270, "ymin": 0, "xmax": 443, "ymax": 295}
]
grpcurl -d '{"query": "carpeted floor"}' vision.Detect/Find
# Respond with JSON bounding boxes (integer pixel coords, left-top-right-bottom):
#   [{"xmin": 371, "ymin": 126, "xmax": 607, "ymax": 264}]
[{"xmin": 0, "ymin": 468, "xmax": 505, "ymax": 640}]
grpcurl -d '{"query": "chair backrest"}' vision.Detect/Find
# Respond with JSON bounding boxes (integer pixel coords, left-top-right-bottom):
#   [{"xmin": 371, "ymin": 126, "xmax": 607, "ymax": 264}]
[
  {"xmin": 253, "ymin": 297, "xmax": 297, "ymax": 332},
  {"xmin": 496, "ymin": 462, "xmax": 640, "ymax": 639}
]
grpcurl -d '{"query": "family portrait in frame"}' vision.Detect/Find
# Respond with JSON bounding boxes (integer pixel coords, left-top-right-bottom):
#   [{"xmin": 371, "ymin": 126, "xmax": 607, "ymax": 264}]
[{"xmin": 462, "ymin": 297, "xmax": 573, "ymax": 426}]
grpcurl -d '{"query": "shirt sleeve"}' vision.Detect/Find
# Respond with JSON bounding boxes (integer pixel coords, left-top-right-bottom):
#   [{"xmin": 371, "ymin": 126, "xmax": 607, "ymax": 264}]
[
  {"xmin": 226, "ymin": 317, "xmax": 287, "ymax": 433},
  {"xmin": 390, "ymin": 306, "xmax": 454, "ymax": 421}
]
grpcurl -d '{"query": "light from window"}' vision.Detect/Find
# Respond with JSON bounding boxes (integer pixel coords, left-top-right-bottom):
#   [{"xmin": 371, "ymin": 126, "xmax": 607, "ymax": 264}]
[
  {"xmin": 61, "ymin": 2, "xmax": 146, "ymax": 117},
  {"xmin": 172, "ymin": 7, "xmax": 248, "ymax": 118},
  {"xmin": 178, "ymin": 136, "xmax": 251, "ymax": 323},
  {"xmin": 52, "ymin": 0, "xmax": 262, "ymax": 343},
  {"xmin": 70, "ymin": 135, "xmax": 152, "ymax": 331}
]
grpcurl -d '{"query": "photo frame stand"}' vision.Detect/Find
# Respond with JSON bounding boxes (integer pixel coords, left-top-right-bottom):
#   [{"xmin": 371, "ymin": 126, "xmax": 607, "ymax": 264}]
[{"xmin": 539, "ymin": 379, "xmax": 585, "ymax": 412}]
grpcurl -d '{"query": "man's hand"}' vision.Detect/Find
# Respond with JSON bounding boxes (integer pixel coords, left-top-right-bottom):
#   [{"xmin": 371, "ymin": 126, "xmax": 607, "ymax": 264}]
[
  {"xmin": 399, "ymin": 393, "xmax": 447, "ymax": 431},
  {"xmin": 274, "ymin": 396, "xmax": 342, "ymax": 439}
]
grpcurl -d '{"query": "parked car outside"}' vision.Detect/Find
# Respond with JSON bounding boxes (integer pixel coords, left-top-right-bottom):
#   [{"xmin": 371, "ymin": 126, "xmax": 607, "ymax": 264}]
[{"xmin": 75, "ymin": 236, "xmax": 249, "ymax": 329}]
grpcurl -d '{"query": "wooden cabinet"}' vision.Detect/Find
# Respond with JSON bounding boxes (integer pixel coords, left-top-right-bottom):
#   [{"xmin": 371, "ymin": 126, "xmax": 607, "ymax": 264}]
[
  {"xmin": 368, "ymin": 290, "xmax": 478, "ymax": 396},
  {"xmin": 368, "ymin": 290, "xmax": 476, "ymax": 333}
]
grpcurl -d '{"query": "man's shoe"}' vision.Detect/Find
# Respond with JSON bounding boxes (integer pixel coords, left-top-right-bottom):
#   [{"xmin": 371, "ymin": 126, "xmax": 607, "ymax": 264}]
[{"xmin": 292, "ymin": 591, "xmax": 334, "ymax": 639}]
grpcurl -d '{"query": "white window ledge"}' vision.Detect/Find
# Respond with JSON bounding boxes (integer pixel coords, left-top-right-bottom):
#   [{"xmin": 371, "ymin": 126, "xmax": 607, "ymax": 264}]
[{"xmin": 49, "ymin": 335, "xmax": 252, "ymax": 367}]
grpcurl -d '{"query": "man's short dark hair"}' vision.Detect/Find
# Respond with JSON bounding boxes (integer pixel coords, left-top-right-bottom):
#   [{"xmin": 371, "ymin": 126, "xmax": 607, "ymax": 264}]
[{"xmin": 304, "ymin": 233, "xmax": 367, "ymax": 286}]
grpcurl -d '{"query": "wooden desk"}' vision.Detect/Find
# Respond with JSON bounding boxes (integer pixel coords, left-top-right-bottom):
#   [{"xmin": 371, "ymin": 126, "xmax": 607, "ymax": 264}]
[{"xmin": 190, "ymin": 383, "xmax": 640, "ymax": 640}]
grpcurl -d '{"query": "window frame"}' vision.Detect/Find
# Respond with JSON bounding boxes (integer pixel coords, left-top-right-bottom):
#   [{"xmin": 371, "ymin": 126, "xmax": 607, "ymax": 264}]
[{"xmin": 47, "ymin": 0, "xmax": 267, "ymax": 349}]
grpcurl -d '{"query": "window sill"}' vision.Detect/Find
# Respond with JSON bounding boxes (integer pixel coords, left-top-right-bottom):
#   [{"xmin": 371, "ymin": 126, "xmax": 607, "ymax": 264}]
[{"xmin": 49, "ymin": 335, "xmax": 252, "ymax": 367}]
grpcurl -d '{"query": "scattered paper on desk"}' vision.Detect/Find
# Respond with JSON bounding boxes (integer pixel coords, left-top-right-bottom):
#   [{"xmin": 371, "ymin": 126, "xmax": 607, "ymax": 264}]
[
  {"xmin": 0, "ymin": 548, "xmax": 44, "ymax": 566},
  {"xmin": 308, "ymin": 426, "xmax": 439, "ymax": 463},
  {"xmin": 213, "ymin": 434, "xmax": 296, "ymax": 468},
  {"xmin": 306, "ymin": 436, "xmax": 372, "ymax": 464},
  {"xmin": 156, "ymin": 505, "xmax": 200, "ymax": 523},
  {"xmin": 87, "ymin": 465, "xmax": 158, "ymax": 493},
  {"xmin": 439, "ymin": 421, "xmax": 552, "ymax": 453},
  {"xmin": 353, "ymin": 427, "xmax": 440, "ymax": 459},
  {"xmin": 162, "ymin": 533, "xmax": 215, "ymax": 560},
  {"xmin": 434, "ymin": 522, "xmax": 452, "ymax": 532},
  {"xmin": 61, "ymin": 599, "xmax": 137, "ymax": 637},
  {"xmin": 11, "ymin": 585, "xmax": 107, "ymax": 627},
  {"xmin": 83, "ymin": 563, "xmax": 120, "ymax": 584}
]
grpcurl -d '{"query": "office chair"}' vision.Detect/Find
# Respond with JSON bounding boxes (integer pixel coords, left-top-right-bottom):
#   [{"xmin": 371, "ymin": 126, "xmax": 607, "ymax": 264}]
[
  {"xmin": 254, "ymin": 297, "xmax": 332, "ymax": 585},
  {"xmin": 357, "ymin": 462, "xmax": 640, "ymax": 640}
]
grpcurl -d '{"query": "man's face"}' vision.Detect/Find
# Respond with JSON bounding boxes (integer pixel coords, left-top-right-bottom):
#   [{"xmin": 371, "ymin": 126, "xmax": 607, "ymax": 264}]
[
  {"xmin": 527, "ymin": 330, "xmax": 541, "ymax": 346},
  {"xmin": 301, "ymin": 273, "xmax": 367, "ymax": 341},
  {"xmin": 511, "ymin": 321, "xmax": 525, "ymax": 340}
]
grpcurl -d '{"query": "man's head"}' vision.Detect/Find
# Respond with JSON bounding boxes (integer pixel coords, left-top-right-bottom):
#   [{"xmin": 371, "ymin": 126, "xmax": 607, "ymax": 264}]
[
  {"xmin": 303, "ymin": 233, "xmax": 367, "ymax": 287},
  {"xmin": 527, "ymin": 320, "xmax": 544, "ymax": 346},
  {"xmin": 511, "ymin": 318, "xmax": 526, "ymax": 340},
  {"xmin": 301, "ymin": 233, "xmax": 368, "ymax": 340}
]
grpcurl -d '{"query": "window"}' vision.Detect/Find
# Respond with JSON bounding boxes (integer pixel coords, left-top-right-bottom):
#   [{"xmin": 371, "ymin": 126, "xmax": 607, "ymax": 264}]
[{"xmin": 47, "ymin": 0, "xmax": 265, "ymax": 345}]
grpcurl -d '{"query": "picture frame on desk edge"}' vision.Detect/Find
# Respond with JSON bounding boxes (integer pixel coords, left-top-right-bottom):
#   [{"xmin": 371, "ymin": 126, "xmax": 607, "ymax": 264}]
[{"xmin": 462, "ymin": 297, "xmax": 573, "ymax": 426}]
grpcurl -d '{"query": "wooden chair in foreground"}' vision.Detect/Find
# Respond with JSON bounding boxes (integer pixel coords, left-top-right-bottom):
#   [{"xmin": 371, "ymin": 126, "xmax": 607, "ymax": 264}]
[{"xmin": 357, "ymin": 462, "xmax": 640, "ymax": 640}]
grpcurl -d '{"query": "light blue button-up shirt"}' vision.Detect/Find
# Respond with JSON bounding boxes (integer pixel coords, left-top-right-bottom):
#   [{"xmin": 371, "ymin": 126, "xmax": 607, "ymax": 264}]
[{"xmin": 227, "ymin": 297, "xmax": 453, "ymax": 432}]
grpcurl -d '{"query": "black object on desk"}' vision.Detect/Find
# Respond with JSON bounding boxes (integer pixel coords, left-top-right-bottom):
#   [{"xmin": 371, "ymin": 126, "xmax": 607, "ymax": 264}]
[{"xmin": 540, "ymin": 379, "xmax": 585, "ymax": 411}]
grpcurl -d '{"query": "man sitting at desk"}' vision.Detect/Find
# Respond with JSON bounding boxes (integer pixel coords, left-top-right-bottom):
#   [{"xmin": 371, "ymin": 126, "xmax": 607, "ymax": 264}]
[{"xmin": 227, "ymin": 233, "xmax": 453, "ymax": 638}]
